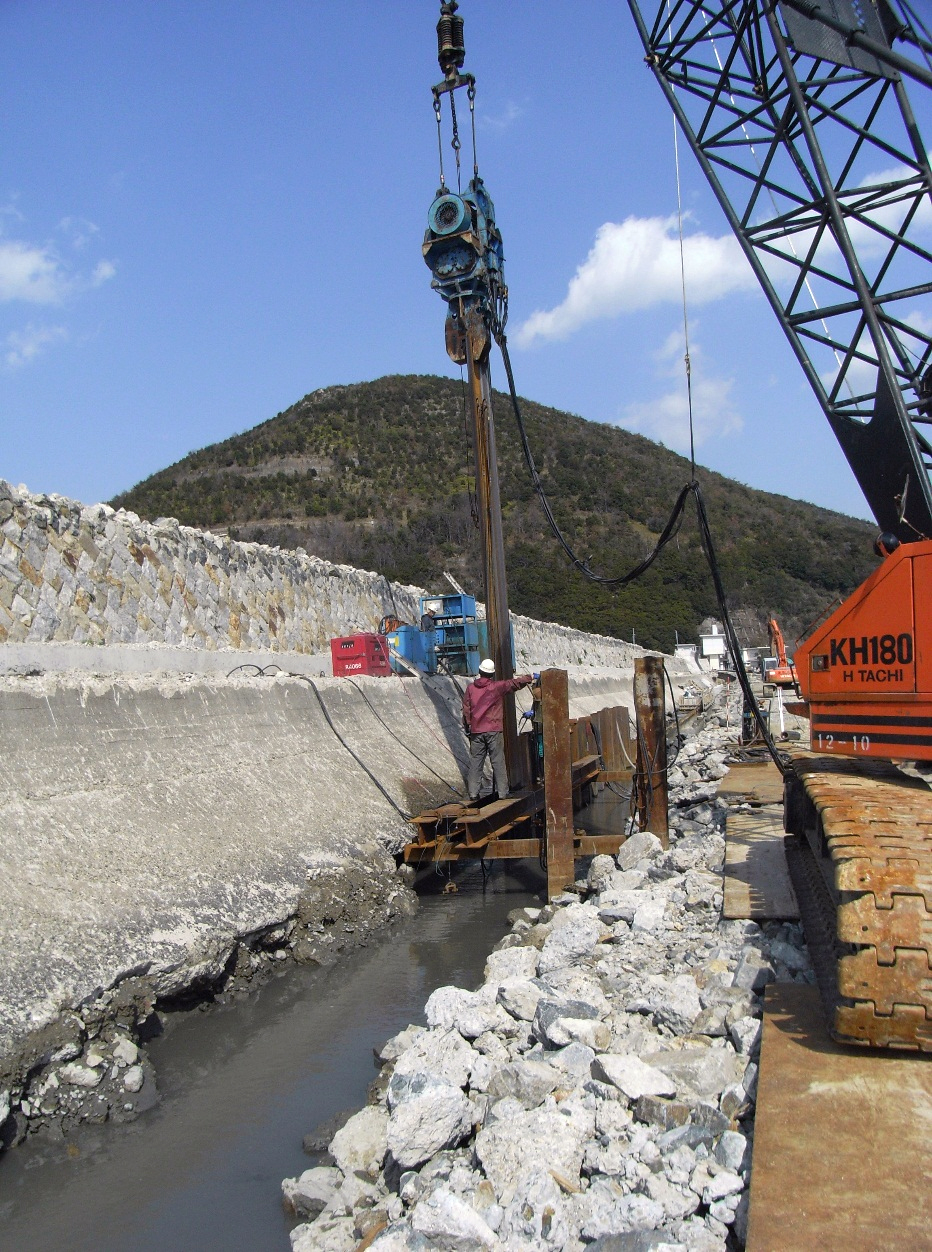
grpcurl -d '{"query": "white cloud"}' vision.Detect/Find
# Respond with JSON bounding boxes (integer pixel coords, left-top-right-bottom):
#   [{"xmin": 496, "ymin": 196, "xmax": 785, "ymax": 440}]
[
  {"xmin": 0, "ymin": 240, "xmax": 70, "ymax": 303},
  {"xmin": 0, "ymin": 238, "xmax": 116, "ymax": 304},
  {"xmin": 760, "ymin": 161, "xmax": 932, "ymax": 288},
  {"xmin": 618, "ymin": 330, "xmax": 744, "ymax": 450},
  {"xmin": 515, "ymin": 216, "xmax": 756, "ymax": 346},
  {"xmin": 0, "ymin": 213, "xmax": 115, "ymax": 370},
  {"xmin": 58, "ymin": 216, "xmax": 100, "ymax": 251},
  {"xmin": 91, "ymin": 259, "xmax": 117, "ymax": 286},
  {"xmin": 480, "ymin": 100, "xmax": 525, "ymax": 131},
  {"xmin": 4, "ymin": 323, "xmax": 68, "ymax": 368}
]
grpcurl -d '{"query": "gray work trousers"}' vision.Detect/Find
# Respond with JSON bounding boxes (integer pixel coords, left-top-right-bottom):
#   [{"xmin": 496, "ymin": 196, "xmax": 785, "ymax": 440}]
[{"xmin": 467, "ymin": 731, "xmax": 508, "ymax": 802}]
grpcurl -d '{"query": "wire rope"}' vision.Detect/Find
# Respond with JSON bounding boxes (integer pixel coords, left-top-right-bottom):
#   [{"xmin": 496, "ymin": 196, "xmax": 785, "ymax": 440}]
[{"xmin": 671, "ymin": 102, "xmax": 697, "ymax": 478}]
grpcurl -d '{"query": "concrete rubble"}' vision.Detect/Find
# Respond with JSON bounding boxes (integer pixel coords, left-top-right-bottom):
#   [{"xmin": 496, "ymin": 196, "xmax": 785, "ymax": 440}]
[{"xmin": 282, "ymin": 701, "xmax": 814, "ymax": 1251}]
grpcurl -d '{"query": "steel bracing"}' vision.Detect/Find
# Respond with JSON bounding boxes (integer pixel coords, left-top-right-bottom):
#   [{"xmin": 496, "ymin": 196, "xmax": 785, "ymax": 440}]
[{"xmin": 628, "ymin": 0, "xmax": 932, "ymax": 539}]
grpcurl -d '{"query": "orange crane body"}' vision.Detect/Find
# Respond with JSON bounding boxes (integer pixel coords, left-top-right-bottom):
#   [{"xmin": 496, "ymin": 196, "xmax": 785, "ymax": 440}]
[{"xmin": 794, "ymin": 538, "xmax": 932, "ymax": 761}]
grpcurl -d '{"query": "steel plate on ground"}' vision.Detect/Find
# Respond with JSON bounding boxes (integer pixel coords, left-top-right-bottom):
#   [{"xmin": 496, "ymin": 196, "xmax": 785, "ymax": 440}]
[
  {"xmin": 724, "ymin": 807, "xmax": 799, "ymax": 920},
  {"xmin": 746, "ymin": 983, "xmax": 932, "ymax": 1252},
  {"xmin": 718, "ymin": 760, "xmax": 785, "ymax": 806}
]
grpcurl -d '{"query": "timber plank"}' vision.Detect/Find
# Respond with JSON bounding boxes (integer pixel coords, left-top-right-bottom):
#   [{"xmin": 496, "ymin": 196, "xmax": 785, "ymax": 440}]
[
  {"xmin": 724, "ymin": 807, "xmax": 799, "ymax": 920},
  {"xmin": 718, "ymin": 760, "xmax": 785, "ymax": 806},
  {"xmin": 747, "ymin": 983, "xmax": 932, "ymax": 1252}
]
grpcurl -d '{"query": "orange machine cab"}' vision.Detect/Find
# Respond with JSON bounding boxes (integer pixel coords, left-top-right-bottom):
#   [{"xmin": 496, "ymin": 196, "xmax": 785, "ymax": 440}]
[{"xmin": 795, "ymin": 538, "xmax": 932, "ymax": 760}]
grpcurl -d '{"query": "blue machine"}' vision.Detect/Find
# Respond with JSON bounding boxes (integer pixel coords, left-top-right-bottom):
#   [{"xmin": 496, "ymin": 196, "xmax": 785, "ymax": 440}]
[
  {"xmin": 386, "ymin": 624, "xmax": 430, "ymax": 673},
  {"xmin": 419, "ymin": 593, "xmax": 482, "ymax": 676},
  {"xmin": 387, "ymin": 591, "xmax": 516, "ymax": 677}
]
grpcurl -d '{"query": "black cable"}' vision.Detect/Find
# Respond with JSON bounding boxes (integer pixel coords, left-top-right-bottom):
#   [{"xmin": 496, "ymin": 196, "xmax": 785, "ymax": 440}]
[
  {"xmin": 225, "ymin": 662, "xmax": 284, "ymax": 677},
  {"xmin": 497, "ymin": 331, "xmax": 691, "ymax": 587},
  {"xmin": 691, "ymin": 483, "xmax": 789, "ymax": 776},
  {"xmin": 346, "ymin": 677, "xmax": 464, "ymax": 796},
  {"xmin": 664, "ymin": 667, "xmax": 683, "ymax": 769},
  {"xmin": 502, "ymin": 329, "xmax": 788, "ymax": 777},
  {"xmin": 296, "ymin": 677, "xmax": 413, "ymax": 820},
  {"xmin": 590, "ymin": 719, "xmax": 606, "ymax": 772}
]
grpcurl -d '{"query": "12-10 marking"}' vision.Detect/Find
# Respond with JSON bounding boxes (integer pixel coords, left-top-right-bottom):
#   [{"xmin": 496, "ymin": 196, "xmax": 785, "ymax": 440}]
[{"xmin": 816, "ymin": 732, "xmax": 870, "ymax": 751}]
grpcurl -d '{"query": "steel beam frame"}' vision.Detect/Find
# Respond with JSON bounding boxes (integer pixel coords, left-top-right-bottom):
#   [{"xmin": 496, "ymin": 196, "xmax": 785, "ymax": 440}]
[{"xmin": 628, "ymin": 0, "xmax": 932, "ymax": 539}]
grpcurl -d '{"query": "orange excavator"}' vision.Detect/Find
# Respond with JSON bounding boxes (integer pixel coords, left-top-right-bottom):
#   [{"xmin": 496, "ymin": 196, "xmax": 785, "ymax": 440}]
[{"xmin": 763, "ymin": 618, "xmax": 798, "ymax": 689}]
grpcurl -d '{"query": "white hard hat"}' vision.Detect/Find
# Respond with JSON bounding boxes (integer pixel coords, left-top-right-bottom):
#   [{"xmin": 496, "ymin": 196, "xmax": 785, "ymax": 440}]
[{"xmin": 479, "ymin": 658, "xmax": 496, "ymax": 675}]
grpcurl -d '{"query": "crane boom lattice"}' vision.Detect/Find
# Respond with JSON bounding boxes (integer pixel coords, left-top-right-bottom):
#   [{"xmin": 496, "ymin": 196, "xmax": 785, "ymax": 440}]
[{"xmin": 628, "ymin": 0, "xmax": 932, "ymax": 540}]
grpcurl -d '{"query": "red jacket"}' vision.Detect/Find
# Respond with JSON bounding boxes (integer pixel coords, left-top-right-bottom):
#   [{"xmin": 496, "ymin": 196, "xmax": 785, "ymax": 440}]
[{"xmin": 462, "ymin": 674, "xmax": 533, "ymax": 734}]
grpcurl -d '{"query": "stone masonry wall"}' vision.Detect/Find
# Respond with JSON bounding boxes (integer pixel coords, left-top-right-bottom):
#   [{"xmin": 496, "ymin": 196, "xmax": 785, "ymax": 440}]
[{"xmin": 0, "ymin": 480, "xmax": 652, "ymax": 670}]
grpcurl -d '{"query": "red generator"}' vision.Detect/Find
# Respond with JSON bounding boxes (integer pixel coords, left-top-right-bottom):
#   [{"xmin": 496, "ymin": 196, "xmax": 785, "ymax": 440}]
[{"xmin": 330, "ymin": 633, "xmax": 392, "ymax": 678}]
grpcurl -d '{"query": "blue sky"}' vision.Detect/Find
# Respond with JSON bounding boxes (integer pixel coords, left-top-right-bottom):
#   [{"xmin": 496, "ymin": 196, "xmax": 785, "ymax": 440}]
[{"xmin": 1, "ymin": 0, "xmax": 930, "ymax": 522}]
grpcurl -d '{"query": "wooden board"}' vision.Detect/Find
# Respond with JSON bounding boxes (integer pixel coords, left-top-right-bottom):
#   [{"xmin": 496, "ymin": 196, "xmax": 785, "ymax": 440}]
[
  {"xmin": 747, "ymin": 983, "xmax": 932, "ymax": 1252},
  {"xmin": 724, "ymin": 807, "xmax": 799, "ymax": 920},
  {"xmin": 718, "ymin": 760, "xmax": 785, "ymax": 806}
]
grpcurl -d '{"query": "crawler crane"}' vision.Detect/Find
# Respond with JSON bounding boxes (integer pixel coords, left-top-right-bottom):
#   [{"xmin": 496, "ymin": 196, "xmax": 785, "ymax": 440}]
[{"xmin": 626, "ymin": 0, "xmax": 932, "ymax": 1049}]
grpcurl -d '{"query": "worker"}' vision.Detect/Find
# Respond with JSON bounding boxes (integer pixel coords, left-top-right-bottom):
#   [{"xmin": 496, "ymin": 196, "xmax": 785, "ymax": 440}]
[
  {"xmin": 462, "ymin": 658, "xmax": 533, "ymax": 804},
  {"xmin": 420, "ymin": 608, "xmax": 437, "ymax": 633}
]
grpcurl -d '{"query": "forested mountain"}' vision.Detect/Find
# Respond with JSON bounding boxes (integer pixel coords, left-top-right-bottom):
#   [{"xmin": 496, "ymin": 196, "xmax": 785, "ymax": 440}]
[{"xmin": 111, "ymin": 374, "xmax": 877, "ymax": 652}]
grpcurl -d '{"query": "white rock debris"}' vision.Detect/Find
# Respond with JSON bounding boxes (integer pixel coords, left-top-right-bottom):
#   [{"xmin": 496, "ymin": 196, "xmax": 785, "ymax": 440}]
[{"xmin": 282, "ymin": 698, "xmax": 814, "ymax": 1250}]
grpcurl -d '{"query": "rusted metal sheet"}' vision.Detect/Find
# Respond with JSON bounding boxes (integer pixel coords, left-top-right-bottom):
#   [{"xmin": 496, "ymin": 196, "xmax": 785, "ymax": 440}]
[
  {"xmin": 634, "ymin": 656, "xmax": 668, "ymax": 845},
  {"xmin": 747, "ymin": 982, "xmax": 932, "ymax": 1252},
  {"xmin": 718, "ymin": 760, "xmax": 785, "ymax": 806},
  {"xmin": 589, "ymin": 704, "xmax": 635, "ymax": 782},
  {"xmin": 464, "ymin": 332, "xmax": 526, "ymax": 790},
  {"xmin": 542, "ymin": 668, "xmax": 575, "ymax": 899},
  {"xmin": 403, "ymin": 756, "xmax": 602, "ymax": 863},
  {"xmin": 401, "ymin": 832, "xmax": 624, "ymax": 863},
  {"xmin": 404, "ymin": 685, "xmax": 628, "ymax": 881},
  {"xmin": 723, "ymin": 807, "xmax": 799, "ymax": 920}
]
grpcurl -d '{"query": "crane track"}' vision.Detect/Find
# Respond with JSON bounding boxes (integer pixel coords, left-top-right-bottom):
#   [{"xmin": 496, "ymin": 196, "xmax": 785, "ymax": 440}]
[{"xmin": 784, "ymin": 752, "xmax": 932, "ymax": 1052}]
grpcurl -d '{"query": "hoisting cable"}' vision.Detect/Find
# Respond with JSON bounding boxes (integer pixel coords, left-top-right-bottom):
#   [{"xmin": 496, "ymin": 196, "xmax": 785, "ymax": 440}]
[
  {"xmin": 672, "ymin": 103, "xmax": 696, "ymax": 479},
  {"xmin": 433, "ymin": 95, "xmax": 446, "ymax": 189},
  {"xmin": 692, "ymin": 484, "xmax": 789, "ymax": 775},
  {"xmin": 666, "ymin": 66, "xmax": 787, "ymax": 777}
]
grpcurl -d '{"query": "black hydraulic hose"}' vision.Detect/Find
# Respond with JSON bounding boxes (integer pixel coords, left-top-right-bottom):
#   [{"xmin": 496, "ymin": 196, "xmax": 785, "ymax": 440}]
[
  {"xmin": 664, "ymin": 665, "xmax": 682, "ymax": 769},
  {"xmin": 497, "ymin": 331, "xmax": 691, "ymax": 587},
  {"xmin": 226, "ymin": 663, "xmax": 284, "ymax": 677},
  {"xmin": 690, "ymin": 483, "xmax": 789, "ymax": 777},
  {"xmin": 346, "ymin": 677, "xmax": 464, "ymax": 797},
  {"xmin": 500, "ymin": 325, "xmax": 788, "ymax": 777},
  {"xmin": 297, "ymin": 677, "xmax": 413, "ymax": 820}
]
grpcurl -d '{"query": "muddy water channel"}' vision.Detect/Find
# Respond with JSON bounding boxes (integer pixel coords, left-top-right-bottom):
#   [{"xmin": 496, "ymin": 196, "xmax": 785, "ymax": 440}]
[{"xmin": 0, "ymin": 863, "xmax": 543, "ymax": 1252}]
